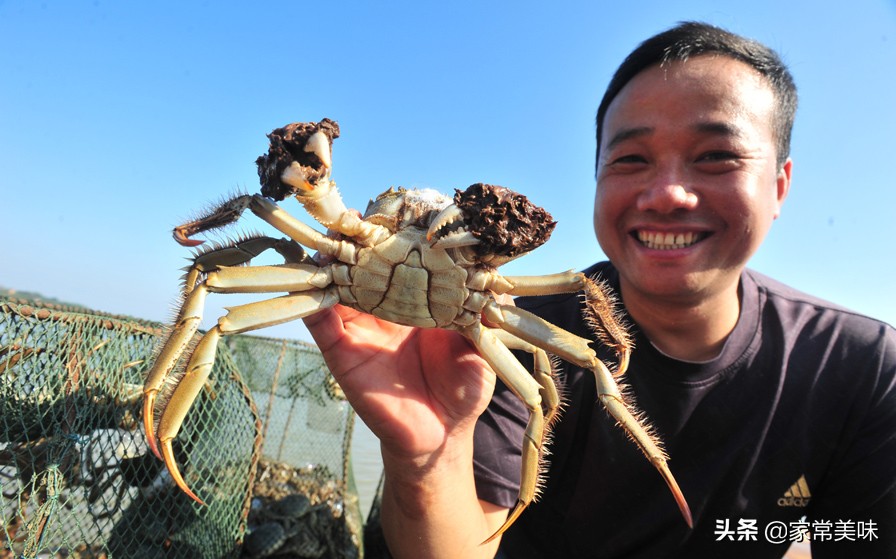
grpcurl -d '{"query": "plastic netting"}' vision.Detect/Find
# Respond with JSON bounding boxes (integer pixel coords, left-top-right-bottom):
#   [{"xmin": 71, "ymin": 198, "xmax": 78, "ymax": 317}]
[
  {"xmin": 225, "ymin": 335, "xmax": 362, "ymax": 559},
  {"xmin": 0, "ymin": 294, "xmax": 362, "ymax": 559}
]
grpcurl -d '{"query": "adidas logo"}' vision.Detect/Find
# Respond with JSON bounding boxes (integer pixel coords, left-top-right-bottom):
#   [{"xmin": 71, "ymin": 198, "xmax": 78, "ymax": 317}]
[{"xmin": 777, "ymin": 475, "xmax": 811, "ymax": 507}]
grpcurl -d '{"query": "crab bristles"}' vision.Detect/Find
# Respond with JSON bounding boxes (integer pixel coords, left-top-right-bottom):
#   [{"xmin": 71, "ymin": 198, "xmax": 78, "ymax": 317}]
[
  {"xmin": 582, "ymin": 276, "xmax": 633, "ymax": 376},
  {"xmin": 172, "ymin": 193, "xmax": 253, "ymax": 247}
]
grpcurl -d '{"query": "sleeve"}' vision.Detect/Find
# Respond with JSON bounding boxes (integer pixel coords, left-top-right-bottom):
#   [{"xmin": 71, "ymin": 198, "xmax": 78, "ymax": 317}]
[
  {"xmin": 472, "ymin": 373, "xmax": 530, "ymax": 509},
  {"xmin": 810, "ymin": 325, "xmax": 896, "ymax": 558}
]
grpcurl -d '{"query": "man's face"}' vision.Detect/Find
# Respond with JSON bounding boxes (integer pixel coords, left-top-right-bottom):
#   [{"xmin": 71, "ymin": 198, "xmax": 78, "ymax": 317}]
[{"xmin": 594, "ymin": 55, "xmax": 791, "ymax": 306}]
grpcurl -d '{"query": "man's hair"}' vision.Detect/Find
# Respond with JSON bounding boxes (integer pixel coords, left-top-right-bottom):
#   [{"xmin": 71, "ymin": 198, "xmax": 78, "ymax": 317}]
[{"xmin": 595, "ymin": 21, "xmax": 798, "ymax": 172}]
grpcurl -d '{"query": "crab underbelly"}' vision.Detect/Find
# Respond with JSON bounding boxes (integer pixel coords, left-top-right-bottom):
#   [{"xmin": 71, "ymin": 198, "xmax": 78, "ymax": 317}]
[{"xmin": 350, "ymin": 247, "xmax": 469, "ymax": 328}]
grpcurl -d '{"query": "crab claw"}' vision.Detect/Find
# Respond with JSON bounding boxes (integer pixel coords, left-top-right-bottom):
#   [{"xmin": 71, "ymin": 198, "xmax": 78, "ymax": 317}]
[
  {"xmin": 304, "ymin": 130, "xmax": 332, "ymax": 171},
  {"xmin": 426, "ymin": 204, "xmax": 463, "ymax": 242},
  {"xmin": 426, "ymin": 204, "xmax": 481, "ymax": 249},
  {"xmin": 173, "ymin": 227, "xmax": 205, "ymax": 247},
  {"xmin": 257, "ymin": 120, "xmax": 340, "ymax": 201},
  {"xmin": 279, "ymin": 130, "xmax": 334, "ymax": 193},
  {"xmin": 171, "ymin": 195, "xmax": 254, "ymax": 247},
  {"xmin": 280, "ymin": 161, "xmax": 316, "ymax": 193}
]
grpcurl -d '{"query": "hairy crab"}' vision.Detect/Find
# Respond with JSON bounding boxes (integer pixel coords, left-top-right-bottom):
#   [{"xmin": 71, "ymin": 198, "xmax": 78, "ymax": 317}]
[{"xmin": 143, "ymin": 119, "xmax": 692, "ymax": 542}]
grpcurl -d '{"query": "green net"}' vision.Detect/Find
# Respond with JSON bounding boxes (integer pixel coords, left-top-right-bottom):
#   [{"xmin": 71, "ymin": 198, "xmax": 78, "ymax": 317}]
[
  {"xmin": 226, "ymin": 335, "xmax": 362, "ymax": 559},
  {"xmin": 0, "ymin": 293, "xmax": 362, "ymax": 559}
]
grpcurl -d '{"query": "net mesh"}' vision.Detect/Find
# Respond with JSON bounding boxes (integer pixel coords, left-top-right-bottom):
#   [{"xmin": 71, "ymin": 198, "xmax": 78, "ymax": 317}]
[
  {"xmin": 227, "ymin": 335, "xmax": 362, "ymax": 559},
  {"xmin": 0, "ymin": 293, "xmax": 362, "ymax": 559}
]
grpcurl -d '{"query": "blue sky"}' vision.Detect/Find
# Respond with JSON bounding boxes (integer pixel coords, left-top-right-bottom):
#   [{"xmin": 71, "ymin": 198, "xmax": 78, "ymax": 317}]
[{"xmin": 1, "ymin": 1, "xmax": 894, "ymax": 341}]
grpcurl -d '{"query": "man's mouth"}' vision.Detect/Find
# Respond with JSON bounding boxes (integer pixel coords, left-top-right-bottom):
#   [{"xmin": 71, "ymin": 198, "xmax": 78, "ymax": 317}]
[{"xmin": 635, "ymin": 230, "xmax": 707, "ymax": 250}]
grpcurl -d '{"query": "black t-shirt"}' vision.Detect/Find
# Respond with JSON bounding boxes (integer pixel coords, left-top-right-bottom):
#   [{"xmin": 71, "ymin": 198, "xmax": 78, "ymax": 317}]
[{"xmin": 474, "ymin": 262, "xmax": 896, "ymax": 558}]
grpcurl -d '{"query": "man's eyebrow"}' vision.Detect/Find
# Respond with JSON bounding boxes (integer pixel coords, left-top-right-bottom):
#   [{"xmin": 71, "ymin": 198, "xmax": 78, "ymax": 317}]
[
  {"xmin": 604, "ymin": 126, "xmax": 653, "ymax": 152},
  {"xmin": 605, "ymin": 121, "xmax": 746, "ymax": 152},
  {"xmin": 694, "ymin": 121, "xmax": 745, "ymax": 139}
]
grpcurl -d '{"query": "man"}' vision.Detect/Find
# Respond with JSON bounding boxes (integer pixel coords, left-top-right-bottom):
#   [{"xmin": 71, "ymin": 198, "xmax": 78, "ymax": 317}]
[{"xmin": 305, "ymin": 22, "xmax": 896, "ymax": 558}]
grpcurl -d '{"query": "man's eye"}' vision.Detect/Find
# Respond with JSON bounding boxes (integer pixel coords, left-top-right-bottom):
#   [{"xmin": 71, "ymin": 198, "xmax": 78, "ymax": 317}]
[
  {"xmin": 611, "ymin": 154, "xmax": 647, "ymax": 165},
  {"xmin": 698, "ymin": 151, "xmax": 737, "ymax": 162}
]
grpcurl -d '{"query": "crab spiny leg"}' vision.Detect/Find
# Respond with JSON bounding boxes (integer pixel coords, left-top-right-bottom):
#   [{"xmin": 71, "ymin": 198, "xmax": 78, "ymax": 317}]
[
  {"xmin": 155, "ymin": 288, "xmax": 342, "ymax": 503},
  {"xmin": 581, "ymin": 278, "xmax": 632, "ymax": 376},
  {"xmin": 143, "ymin": 283, "xmax": 207, "ymax": 459},
  {"xmin": 192, "ymin": 237, "xmax": 308, "ymax": 271},
  {"xmin": 482, "ymin": 299, "xmax": 693, "ymax": 528},
  {"xmin": 170, "ymin": 190, "xmax": 361, "ymax": 262},
  {"xmin": 147, "ymin": 237, "xmax": 307, "ymax": 459},
  {"xmin": 183, "ymin": 236, "xmax": 308, "ymax": 290},
  {"xmin": 592, "ymin": 358, "xmax": 692, "ymax": 528},
  {"xmin": 496, "ymin": 271, "xmax": 631, "ymax": 374},
  {"xmin": 173, "ymin": 195, "xmax": 254, "ymax": 247},
  {"xmin": 463, "ymin": 322, "xmax": 547, "ymax": 544},
  {"xmin": 157, "ymin": 324, "xmax": 223, "ymax": 504}
]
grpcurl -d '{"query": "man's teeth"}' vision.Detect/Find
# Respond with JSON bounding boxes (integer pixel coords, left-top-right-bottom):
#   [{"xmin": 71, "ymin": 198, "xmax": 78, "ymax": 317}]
[{"xmin": 637, "ymin": 231, "xmax": 701, "ymax": 250}]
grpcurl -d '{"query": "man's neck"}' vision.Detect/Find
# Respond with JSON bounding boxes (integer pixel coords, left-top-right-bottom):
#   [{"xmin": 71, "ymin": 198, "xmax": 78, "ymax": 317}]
[{"xmin": 620, "ymin": 280, "xmax": 742, "ymax": 363}]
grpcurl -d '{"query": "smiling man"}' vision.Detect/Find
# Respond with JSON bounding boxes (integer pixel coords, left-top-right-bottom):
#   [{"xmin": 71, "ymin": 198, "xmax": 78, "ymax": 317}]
[
  {"xmin": 305, "ymin": 22, "xmax": 895, "ymax": 559},
  {"xmin": 593, "ymin": 53, "xmax": 791, "ymax": 362},
  {"xmin": 473, "ymin": 23, "xmax": 895, "ymax": 558}
]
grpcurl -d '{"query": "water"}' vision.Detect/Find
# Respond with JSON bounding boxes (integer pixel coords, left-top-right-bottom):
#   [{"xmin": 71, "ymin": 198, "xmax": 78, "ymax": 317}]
[{"xmin": 350, "ymin": 416, "xmax": 384, "ymax": 518}]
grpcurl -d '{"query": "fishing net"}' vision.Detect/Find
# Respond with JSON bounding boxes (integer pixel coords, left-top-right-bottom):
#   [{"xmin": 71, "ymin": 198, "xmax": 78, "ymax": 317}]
[
  {"xmin": 0, "ymin": 292, "xmax": 362, "ymax": 559},
  {"xmin": 226, "ymin": 335, "xmax": 362, "ymax": 559}
]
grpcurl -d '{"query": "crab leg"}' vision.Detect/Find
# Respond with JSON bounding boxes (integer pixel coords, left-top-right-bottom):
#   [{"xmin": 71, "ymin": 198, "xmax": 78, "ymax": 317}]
[
  {"xmin": 171, "ymin": 193, "xmax": 361, "ymax": 265},
  {"xmin": 497, "ymin": 270, "xmax": 586, "ymax": 296},
  {"xmin": 244, "ymin": 195, "xmax": 367, "ymax": 264},
  {"xmin": 156, "ymin": 324, "xmax": 222, "ymax": 504},
  {"xmin": 206, "ymin": 263, "xmax": 333, "ymax": 294},
  {"xmin": 144, "ymin": 236, "xmax": 310, "ymax": 459},
  {"xmin": 151, "ymin": 289, "xmax": 341, "ymax": 502},
  {"xmin": 488, "ymin": 329, "xmax": 560, "ymax": 426},
  {"xmin": 481, "ymin": 298, "xmax": 693, "ymax": 528},
  {"xmin": 463, "ymin": 322, "xmax": 551, "ymax": 543},
  {"xmin": 499, "ymin": 272, "xmax": 631, "ymax": 374},
  {"xmin": 184, "ymin": 236, "xmax": 307, "ymax": 290},
  {"xmin": 145, "ymin": 238, "xmax": 332, "ymax": 468},
  {"xmin": 143, "ymin": 283, "xmax": 207, "ymax": 460}
]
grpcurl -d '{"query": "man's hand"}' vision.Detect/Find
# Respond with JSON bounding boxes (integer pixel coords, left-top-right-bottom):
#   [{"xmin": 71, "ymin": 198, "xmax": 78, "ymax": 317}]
[
  {"xmin": 303, "ymin": 304, "xmax": 497, "ymax": 462},
  {"xmin": 303, "ymin": 303, "xmax": 511, "ymax": 558}
]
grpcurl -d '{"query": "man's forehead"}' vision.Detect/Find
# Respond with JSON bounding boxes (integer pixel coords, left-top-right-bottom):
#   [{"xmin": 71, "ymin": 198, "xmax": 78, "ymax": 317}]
[{"xmin": 600, "ymin": 57, "xmax": 775, "ymax": 146}]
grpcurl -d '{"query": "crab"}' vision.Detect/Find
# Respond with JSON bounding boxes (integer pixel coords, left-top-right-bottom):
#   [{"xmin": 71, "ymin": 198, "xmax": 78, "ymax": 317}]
[
  {"xmin": 142, "ymin": 119, "xmax": 692, "ymax": 542},
  {"xmin": 243, "ymin": 494, "xmax": 327, "ymax": 558}
]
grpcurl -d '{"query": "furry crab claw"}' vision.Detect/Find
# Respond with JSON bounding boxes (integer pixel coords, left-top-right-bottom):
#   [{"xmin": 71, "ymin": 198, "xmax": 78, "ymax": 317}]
[
  {"xmin": 427, "ymin": 204, "xmax": 480, "ymax": 249},
  {"xmin": 428, "ymin": 183, "xmax": 557, "ymax": 265},
  {"xmin": 144, "ymin": 119, "xmax": 692, "ymax": 543},
  {"xmin": 279, "ymin": 130, "xmax": 332, "ymax": 192}
]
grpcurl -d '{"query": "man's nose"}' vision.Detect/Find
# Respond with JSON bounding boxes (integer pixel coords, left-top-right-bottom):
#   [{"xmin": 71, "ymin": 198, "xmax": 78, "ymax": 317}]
[{"xmin": 636, "ymin": 172, "xmax": 699, "ymax": 213}]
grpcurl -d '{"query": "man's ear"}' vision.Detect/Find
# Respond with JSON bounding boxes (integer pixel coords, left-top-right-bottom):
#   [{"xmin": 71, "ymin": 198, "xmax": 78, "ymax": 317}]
[{"xmin": 773, "ymin": 158, "xmax": 793, "ymax": 219}]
